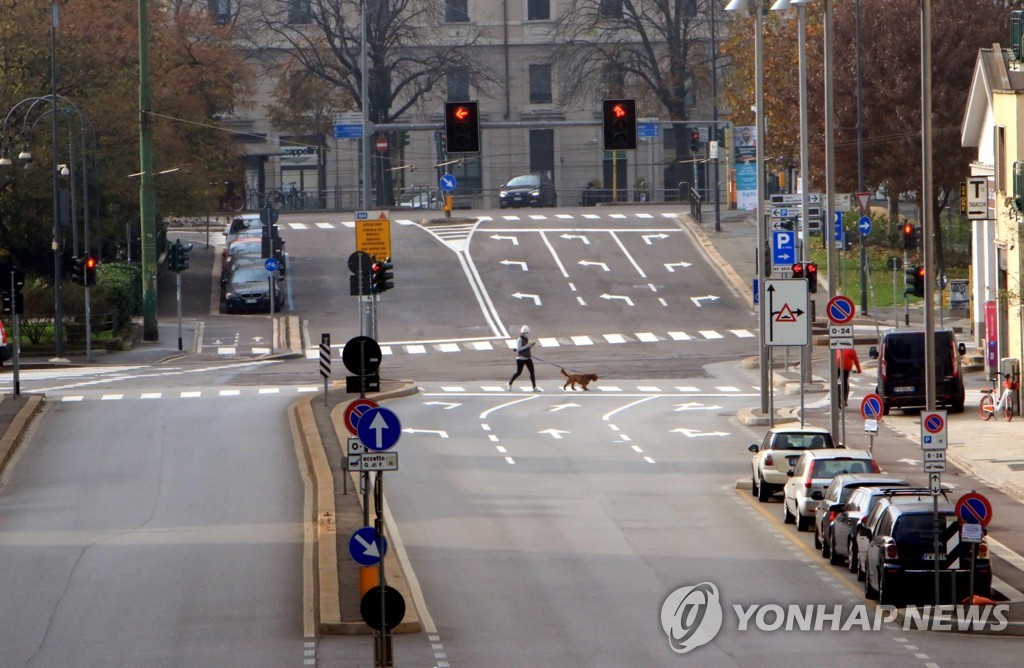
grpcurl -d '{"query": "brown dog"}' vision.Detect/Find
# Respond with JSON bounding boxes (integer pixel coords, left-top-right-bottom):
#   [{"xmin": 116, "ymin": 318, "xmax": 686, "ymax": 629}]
[{"xmin": 561, "ymin": 368, "xmax": 599, "ymax": 391}]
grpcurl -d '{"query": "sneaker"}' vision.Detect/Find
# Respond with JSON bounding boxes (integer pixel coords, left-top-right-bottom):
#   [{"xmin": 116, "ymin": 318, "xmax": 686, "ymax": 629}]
[
  {"xmin": 532, "ymin": 387, "xmax": 542, "ymax": 392},
  {"xmin": 506, "ymin": 383, "xmax": 512, "ymax": 391}
]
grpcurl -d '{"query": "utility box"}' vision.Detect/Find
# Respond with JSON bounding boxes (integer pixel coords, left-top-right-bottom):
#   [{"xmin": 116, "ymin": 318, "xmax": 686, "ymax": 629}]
[{"xmin": 1000, "ymin": 357, "xmax": 1021, "ymax": 416}]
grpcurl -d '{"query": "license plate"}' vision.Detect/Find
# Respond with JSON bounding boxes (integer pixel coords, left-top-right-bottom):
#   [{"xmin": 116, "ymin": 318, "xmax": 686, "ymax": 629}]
[
  {"xmin": 922, "ymin": 553, "xmax": 945, "ymax": 560},
  {"xmin": 894, "ymin": 385, "xmax": 915, "ymax": 393},
  {"xmin": 245, "ymin": 299, "xmax": 258, "ymax": 304}
]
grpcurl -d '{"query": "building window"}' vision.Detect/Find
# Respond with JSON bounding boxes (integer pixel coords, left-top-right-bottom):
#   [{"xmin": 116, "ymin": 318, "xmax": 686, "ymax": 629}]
[
  {"xmin": 527, "ymin": 0, "xmax": 550, "ymax": 21},
  {"xmin": 446, "ymin": 0, "xmax": 469, "ymax": 22},
  {"xmin": 209, "ymin": 0, "xmax": 231, "ymax": 25},
  {"xmin": 529, "ymin": 64, "xmax": 552, "ymax": 104},
  {"xmin": 599, "ymin": 0, "xmax": 623, "ymax": 19},
  {"xmin": 288, "ymin": 0, "xmax": 312, "ymax": 24},
  {"xmin": 447, "ymin": 71, "xmax": 470, "ymax": 102}
]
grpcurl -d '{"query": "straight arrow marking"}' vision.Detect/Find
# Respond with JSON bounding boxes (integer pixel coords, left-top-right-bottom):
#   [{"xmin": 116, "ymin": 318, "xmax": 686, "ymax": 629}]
[{"xmin": 539, "ymin": 428, "xmax": 570, "ymax": 439}]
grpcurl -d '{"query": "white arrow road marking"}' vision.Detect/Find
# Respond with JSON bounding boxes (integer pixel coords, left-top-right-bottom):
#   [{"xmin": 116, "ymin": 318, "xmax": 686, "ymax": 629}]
[
  {"xmin": 539, "ymin": 428, "xmax": 570, "ymax": 439},
  {"xmin": 354, "ymin": 533, "xmax": 380, "ymax": 558},
  {"xmin": 690, "ymin": 295, "xmax": 720, "ymax": 307},
  {"xmin": 424, "ymin": 401, "xmax": 461, "ymax": 410},
  {"xmin": 643, "ymin": 233, "xmax": 669, "ymax": 244},
  {"xmin": 500, "ymin": 260, "xmax": 528, "ymax": 271},
  {"xmin": 512, "ymin": 292, "xmax": 542, "ymax": 306},
  {"xmin": 673, "ymin": 402, "xmax": 722, "ymax": 411},
  {"xmin": 561, "ymin": 233, "xmax": 590, "ymax": 244},
  {"xmin": 664, "ymin": 262, "xmax": 693, "ymax": 272},
  {"xmin": 548, "ymin": 402, "xmax": 580, "ymax": 412},
  {"xmin": 601, "ymin": 294, "xmax": 634, "ymax": 306},
  {"xmin": 578, "ymin": 260, "xmax": 609, "ymax": 271},
  {"xmin": 671, "ymin": 427, "xmax": 730, "ymax": 438},
  {"xmin": 402, "ymin": 428, "xmax": 450, "ymax": 438},
  {"xmin": 491, "ymin": 234, "xmax": 519, "ymax": 245},
  {"xmin": 897, "ymin": 458, "xmax": 920, "ymax": 466}
]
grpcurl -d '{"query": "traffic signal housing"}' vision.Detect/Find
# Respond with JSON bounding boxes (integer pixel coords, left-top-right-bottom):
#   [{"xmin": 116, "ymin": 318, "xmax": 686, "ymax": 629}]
[
  {"xmin": 690, "ymin": 128, "xmax": 700, "ymax": 153},
  {"xmin": 83, "ymin": 255, "xmax": 97, "ymax": 287},
  {"xmin": 444, "ymin": 101, "xmax": 480, "ymax": 153},
  {"xmin": 602, "ymin": 99, "xmax": 637, "ymax": 151},
  {"xmin": 371, "ymin": 259, "xmax": 394, "ymax": 294},
  {"xmin": 806, "ymin": 262, "xmax": 818, "ymax": 293},
  {"xmin": 165, "ymin": 243, "xmax": 178, "ymax": 272},
  {"xmin": 901, "ymin": 222, "xmax": 918, "ymax": 251},
  {"xmin": 71, "ymin": 256, "xmax": 86, "ymax": 285},
  {"xmin": 905, "ymin": 266, "xmax": 925, "ymax": 298},
  {"xmin": 791, "ymin": 262, "xmax": 805, "ymax": 280},
  {"xmin": 177, "ymin": 243, "xmax": 192, "ymax": 272},
  {"xmin": 349, "ymin": 252, "xmax": 373, "ymax": 296}
]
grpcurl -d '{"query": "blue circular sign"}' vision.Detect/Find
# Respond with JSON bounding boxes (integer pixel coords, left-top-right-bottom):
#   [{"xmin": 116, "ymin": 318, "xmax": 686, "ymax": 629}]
[
  {"xmin": 858, "ymin": 216, "xmax": 872, "ymax": 237},
  {"xmin": 264, "ymin": 257, "xmax": 280, "ymax": 272},
  {"xmin": 827, "ymin": 295, "xmax": 855, "ymax": 324},
  {"xmin": 439, "ymin": 174, "xmax": 457, "ymax": 192},
  {"xmin": 357, "ymin": 406, "xmax": 402, "ymax": 451},
  {"xmin": 924, "ymin": 413, "xmax": 944, "ymax": 434},
  {"xmin": 349, "ymin": 526, "xmax": 388, "ymax": 566},
  {"xmin": 861, "ymin": 393, "xmax": 883, "ymax": 419}
]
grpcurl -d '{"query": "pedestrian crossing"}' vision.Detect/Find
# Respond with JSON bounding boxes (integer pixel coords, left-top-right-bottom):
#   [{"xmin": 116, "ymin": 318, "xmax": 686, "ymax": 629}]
[
  {"xmin": 52, "ymin": 386, "xmax": 322, "ymax": 402},
  {"xmin": 304, "ymin": 327, "xmax": 757, "ymax": 360}
]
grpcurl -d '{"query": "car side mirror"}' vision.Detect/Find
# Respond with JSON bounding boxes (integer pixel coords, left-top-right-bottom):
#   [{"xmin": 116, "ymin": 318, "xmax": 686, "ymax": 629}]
[
  {"xmin": 958, "ymin": 343, "xmax": 966, "ymax": 356},
  {"xmin": 869, "ymin": 346, "xmax": 879, "ymax": 359},
  {"xmin": 829, "ymin": 502, "xmax": 844, "ymax": 512},
  {"xmin": 811, "ymin": 491, "xmax": 824, "ymax": 500},
  {"xmin": 787, "ymin": 469, "xmax": 795, "ymax": 477},
  {"xmin": 748, "ymin": 444, "xmax": 759, "ymax": 453}
]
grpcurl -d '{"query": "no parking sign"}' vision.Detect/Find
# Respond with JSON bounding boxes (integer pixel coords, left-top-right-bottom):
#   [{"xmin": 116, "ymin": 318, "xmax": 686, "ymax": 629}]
[{"xmin": 920, "ymin": 410, "xmax": 947, "ymax": 450}]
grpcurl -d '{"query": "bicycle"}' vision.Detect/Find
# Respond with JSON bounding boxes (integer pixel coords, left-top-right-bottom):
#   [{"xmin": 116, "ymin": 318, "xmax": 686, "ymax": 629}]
[
  {"xmin": 216, "ymin": 181, "xmax": 245, "ymax": 212},
  {"xmin": 979, "ymin": 373, "xmax": 1018, "ymax": 421},
  {"xmin": 285, "ymin": 182, "xmax": 308, "ymax": 210}
]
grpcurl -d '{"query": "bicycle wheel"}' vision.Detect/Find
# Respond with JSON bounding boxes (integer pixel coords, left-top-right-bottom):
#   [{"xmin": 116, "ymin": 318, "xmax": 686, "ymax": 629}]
[
  {"xmin": 1005, "ymin": 393, "xmax": 1014, "ymax": 422},
  {"xmin": 980, "ymin": 393, "xmax": 994, "ymax": 420},
  {"xmin": 268, "ymin": 190, "xmax": 284, "ymax": 210},
  {"xmin": 228, "ymin": 192, "xmax": 244, "ymax": 212}
]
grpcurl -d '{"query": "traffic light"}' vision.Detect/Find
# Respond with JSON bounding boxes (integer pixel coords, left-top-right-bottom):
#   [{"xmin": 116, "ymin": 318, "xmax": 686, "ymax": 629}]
[
  {"xmin": 901, "ymin": 222, "xmax": 918, "ymax": 251},
  {"xmin": 690, "ymin": 128, "xmax": 700, "ymax": 153},
  {"xmin": 602, "ymin": 98, "xmax": 637, "ymax": 151},
  {"xmin": 1, "ymin": 291, "xmax": 23, "ymax": 315},
  {"xmin": 349, "ymin": 252, "xmax": 372, "ymax": 296},
  {"xmin": 165, "ymin": 243, "xmax": 178, "ymax": 271},
  {"xmin": 371, "ymin": 259, "xmax": 394, "ymax": 294},
  {"xmin": 177, "ymin": 243, "xmax": 192, "ymax": 272},
  {"xmin": 905, "ymin": 266, "xmax": 926, "ymax": 298},
  {"xmin": 806, "ymin": 262, "xmax": 818, "ymax": 293},
  {"xmin": 71, "ymin": 256, "xmax": 86, "ymax": 285},
  {"xmin": 791, "ymin": 262, "xmax": 805, "ymax": 280},
  {"xmin": 83, "ymin": 255, "xmax": 97, "ymax": 287},
  {"xmin": 444, "ymin": 101, "xmax": 480, "ymax": 153}
]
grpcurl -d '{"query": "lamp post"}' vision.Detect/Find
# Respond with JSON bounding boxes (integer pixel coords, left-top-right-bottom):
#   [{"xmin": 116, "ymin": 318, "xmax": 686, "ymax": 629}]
[{"xmin": 725, "ymin": 0, "xmax": 770, "ymax": 416}]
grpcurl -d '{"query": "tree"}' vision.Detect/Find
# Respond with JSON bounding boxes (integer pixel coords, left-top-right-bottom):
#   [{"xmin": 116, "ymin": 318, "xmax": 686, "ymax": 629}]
[
  {"xmin": 552, "ymin": 0, "xmax": 722, "ymax": 189},
  {"xmin": 246, "ymin": 0, "xmax": 491, "ymax": 206}
]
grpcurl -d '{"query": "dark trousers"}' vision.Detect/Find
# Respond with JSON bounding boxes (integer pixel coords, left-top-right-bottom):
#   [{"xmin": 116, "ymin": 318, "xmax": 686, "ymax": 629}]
[
  {"xmin": 840, "ymin": 369, "xmax": 852, "ymax": 407},
  {"xmin": 510, "ymin": 359, "xmax": 536, "ymax": 387}
]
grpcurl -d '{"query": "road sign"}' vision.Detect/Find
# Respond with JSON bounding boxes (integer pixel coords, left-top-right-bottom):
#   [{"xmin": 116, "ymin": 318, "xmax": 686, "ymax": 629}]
[
  {"xmin": 343, "ymin": 336, "xmax": 383, "ymax": 375},
  {"xmin": 440, "ymin": 174, "xmax": 457, "ymax": 192},
  {"xmin": 770, "ymin": 193, "xmax": 821, "ymax": 205},
  {"xmin": 834, "ymin": 211, "xmax": 844, "ymax": 245},
  {"xmin": 637, "ymin": 118, "xmax": 660, "ymax": 138},
  {"xmin": 350, "ymin": 452, "xmax": 399, "ymax": 471},
  {"xmin": 966, "ymin": 176, "xmax": 988, "ymax": 219},
  {"xmin": 828, "ymin": 324, "xmax": 854, "ymax": 350},
  {"xmin": 264, "ymin": 257, "xmax": 280, "ymax": 272},
  {"xmin": 826, "ymin": 295, "xmax": 855, "ymax": 324},
  {"xmin": 924, "ymin": 450, "xmax": 946, "ymax": 472},
  {"xmin": 355, "ymin": 213, "xmax": 392, "ymax": 261},
  {"xmin": 858, "ymin": 216, "xmax": 872, "ymax": 238},
  {"xmin": 771, "ymin": 230, "xmax": 797, "ymax": 266},
  {"xmin": 360, "ymin": 585, "xmax": 406, "ymax": 631},
  {"xmin": 333, "ymin": 112, "xmax": 364, "ymax": 139},
  {"xmin": 920, "ymin": 410, "xmax": 948, "ymax": 450},
  {"xmin": 861, "ymin": 393, "xmax": 883, "ymax": 420},
  {"xmin": 955, "ymin": 492, "xmax": 993, "ymax": 527},
  {"xmin": 762, "ymin": 279, "xmax": 809, "ymax": 346},
  {"xmin": 349, "ymin": 526, "xmax": 388, "ymax": 566},
  {"xmin": 344, "ymin": 398, "xmax": 380, "ymax": 435},
  {"xmin": 376, "ymin": 135, "xmax": 389, "ymax": 153},
  {"xmin": 929, "ymin": 473, "xmax": 942, "ymax": 495},
  {"xmin": 855, "ymin": 191, "xmax": 871, "ymax": 215},
  {"xmin": 357, "ymin": 406, "xmax": 402, "ymax": 451}
]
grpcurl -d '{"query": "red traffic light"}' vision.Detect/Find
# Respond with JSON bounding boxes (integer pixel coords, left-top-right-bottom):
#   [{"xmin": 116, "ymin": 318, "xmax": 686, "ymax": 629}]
[
  {"xmin": 791, "ymin": 263, "xmax": 805, "ymax": 278},
  {"xmin": 611, "ymin": 103, "xmax": 627, "ymax": 118},
  {"xmin": 902, "ymin": 223, "xmax": 913, "ymax": 236},
  {"xmin": 453, "ymin": 106, "xmax": 470, "ymax": 121},
  {"xmin": 85, "ymin": 256, "xmax": 97, "ymax": 270}
]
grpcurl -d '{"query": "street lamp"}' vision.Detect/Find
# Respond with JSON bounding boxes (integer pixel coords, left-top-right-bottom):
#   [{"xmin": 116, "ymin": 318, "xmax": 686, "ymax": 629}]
[{"xmin": 725, "ymin": 0, "xmax": 770, "ymax": 417}]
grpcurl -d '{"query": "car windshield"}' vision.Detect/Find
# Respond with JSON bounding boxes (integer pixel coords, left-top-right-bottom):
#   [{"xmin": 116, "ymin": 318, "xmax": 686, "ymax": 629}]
[
  {"xmin": 506, "ymin": 175, "xmax": 540, "ymax": 187},
  {"xmin": 230, "ymin": 268, "xmax": 271, "ymax": 284},
  {"xmin": 229, "ymin": 243, "xmax": 260, "ymax": 256},
  {"xmin": 811, "ymin": 459, "xmax": 873, "ymax": 477},
  {"xmin": 774, "ymin": 433, "xmax": 834, "ymax": 450}
]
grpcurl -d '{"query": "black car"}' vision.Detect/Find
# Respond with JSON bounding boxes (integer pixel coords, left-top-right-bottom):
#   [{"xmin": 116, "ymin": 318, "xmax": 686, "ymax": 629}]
[
  {"xmin": 811, "ymin": 474, "xmax": 908, "ymax": 562},
  {"xmin": 869, "ymin": 329, "xmax": 966, "ymax": 414},
  {"xmin": 221, "ymin": 263, "xmax": 284, "ymax": 313},
  {"xmin": 862, "ymin": 496, "xmax": 991, "ymax": 605},
  {"xmin": 498, "ymin": 174, "xmax": 556, "ymax": 208}
]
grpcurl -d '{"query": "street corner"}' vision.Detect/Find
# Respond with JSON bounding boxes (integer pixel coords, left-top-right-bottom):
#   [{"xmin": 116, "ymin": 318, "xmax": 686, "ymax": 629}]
[{"xmin": 736, "ymin": 406, "xmax": 771, "ymax": 426}]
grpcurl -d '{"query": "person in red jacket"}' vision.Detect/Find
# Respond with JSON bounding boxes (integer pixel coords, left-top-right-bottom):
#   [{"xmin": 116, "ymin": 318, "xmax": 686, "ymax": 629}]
[{"xmin": 836, "ymin": 347, "xmax": 862, "ymax": 408}]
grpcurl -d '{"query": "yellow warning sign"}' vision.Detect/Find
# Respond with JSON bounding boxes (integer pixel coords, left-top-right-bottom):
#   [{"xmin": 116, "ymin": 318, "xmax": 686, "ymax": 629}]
[{"xmin": 355, "ymin": 212, "xmax": 391, "ymax": 260}]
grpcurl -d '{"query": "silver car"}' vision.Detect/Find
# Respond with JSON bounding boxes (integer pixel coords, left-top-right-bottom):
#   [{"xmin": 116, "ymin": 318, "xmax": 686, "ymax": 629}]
[{"xmin": 782, "ymin": 450, "xmax": 879, "ymax": 532}]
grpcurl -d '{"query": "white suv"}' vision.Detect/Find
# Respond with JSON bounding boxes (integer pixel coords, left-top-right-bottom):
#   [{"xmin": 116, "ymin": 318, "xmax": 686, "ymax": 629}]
[
  {"xmin": 748, "ymin": 426, "xmax": 835, "ymax": 502},
  {"xmin": 782, "ymin": 450, "xmax": 879, "ymax": 531}
]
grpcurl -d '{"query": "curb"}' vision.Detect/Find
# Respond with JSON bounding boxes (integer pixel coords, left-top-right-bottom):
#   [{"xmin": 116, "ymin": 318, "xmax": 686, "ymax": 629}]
[
  {"xmin": 677, "ymin": 214, "xmax": 752, "ymax": 309},
  {"xmin": 0, "ymin": 394, "xmax": 44, "ymax": 476}
]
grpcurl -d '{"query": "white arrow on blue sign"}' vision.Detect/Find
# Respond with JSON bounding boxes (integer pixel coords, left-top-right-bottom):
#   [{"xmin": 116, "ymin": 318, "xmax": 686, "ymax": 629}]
[
  {"xmin": 349, "ymin": 526, "xmax": 388, "ymax": 566},
  {"xmin": 357, "ymin": 406, "xmax": 402, "ymax": 451},
  {"xmin": 264, "ymin": 258, "xmax": 280, "ymax": 272},
  {"xmin": 439, "ymin": 174, "xmax": 457, "ymax": 192},
  {"xmin": 858, "ymin": 216, "xmax": 871, "ymax": 237},
  {"xmin": 834, "ymin": 211, "xmax": 844, "ymax": 242},
  {"xmin": 772, "ymin": 230, "xmax": 796, "ymax": 266}
]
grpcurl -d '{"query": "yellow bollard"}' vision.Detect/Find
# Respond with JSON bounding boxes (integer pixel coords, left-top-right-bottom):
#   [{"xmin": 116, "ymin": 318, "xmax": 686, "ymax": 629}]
[
  {"xmin": 360, "ymin": 566, "xmax": 379, "ymax": 597},
  {"xmin": 444, "ymin": 195, "xmax": 453, "ymax": 218}
]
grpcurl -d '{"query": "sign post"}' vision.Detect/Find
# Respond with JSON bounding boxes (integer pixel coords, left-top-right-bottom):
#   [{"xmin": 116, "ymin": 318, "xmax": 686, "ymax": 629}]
[
  {"xmin": 956, "ymin": 491, "xmax": 993, "ymax": 602},
  {"xmin": 320, "ymin": 333, "xmax": 331, "ymax": 404},
  {"xmin": 860, "ymin": 392, "xmax": 883, "ymax": 452},
  {"xmin": 921, "ymin": 409, "xmax": 949, "ymax": 606}
]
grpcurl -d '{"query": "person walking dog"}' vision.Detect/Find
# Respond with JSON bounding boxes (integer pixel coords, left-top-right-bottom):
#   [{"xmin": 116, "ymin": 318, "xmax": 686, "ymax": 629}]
[{"xmin": 507, "ymin": 325, "xmax": 540, "ymax": 391}]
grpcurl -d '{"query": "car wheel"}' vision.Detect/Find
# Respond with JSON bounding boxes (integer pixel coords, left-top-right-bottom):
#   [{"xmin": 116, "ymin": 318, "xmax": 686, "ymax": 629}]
[
  {"xmin": 847, "ymin": 540, "xmax": 859, "ymax": 573},
  {"xmin": 750, "ymin": 472, "xmax": 758, "ymax": 497},
  {"xmin": 882, "ymin": 400, "xmax": 891, "ymax": 416},
  {"xmin": 878, "ymin": 572, "xmax": 899, "ymax": 606},
  {"xmin": 797, "ymin": 513, "xmax": 812, "ymax": 532},
  {"xmin": 864, "ymin": 568, "xmax": 879, "ymax": 600},
  {"xmin": 829, "ymin": 535, "xmax": 844, "ymax": 565},
  {"xmin": 757, "ymin": 475, "xmax": 771, "ymax": 502},
  {"xmin": 783, "ymin": 501, "xmax": 796, "ymax": 524},
  {"xmin": 814, "ymin": 526, "xmax": 822, "ymax": 550}
]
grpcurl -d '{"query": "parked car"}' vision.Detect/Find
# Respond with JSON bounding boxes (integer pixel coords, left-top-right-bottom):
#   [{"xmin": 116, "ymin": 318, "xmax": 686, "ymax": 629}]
[
  {"xmin": 748, "ymin": 425, "xmax": 835, "ymax": 502},
  {"xmin": 224, "ymin": 214, "xmax": 264, "ymax": 245},
  {"xmin": 836, "ymin": 486, "xmax": 928, "ymax": 576},
  {"xmin": 221, "ymin": 263, "xmax": 284, "ymax": 314},
  {"xmin": 498, "ymin": 174, "xmax": 556, "ymax": 208},
  {"xmin": 782, "ymin": 450, "xmax": 879, "ymax": 531},
  {"xmin": 812, "ymin": 474, "xmax": 909, "ymax": 561},
  {"xmin": 222, "ymin": 236, "xmax": 286, "ymax": 276},
  {"xmin": 869, "ymin": 328, "xmax": 966, "ymax": 414},
  {"xmin": 863, "ymin": 497, "xmax": 991, "ymax": 605},
  {"xmin": 399, "ymin": 190, "xmax": 439, "ymax": 209}
]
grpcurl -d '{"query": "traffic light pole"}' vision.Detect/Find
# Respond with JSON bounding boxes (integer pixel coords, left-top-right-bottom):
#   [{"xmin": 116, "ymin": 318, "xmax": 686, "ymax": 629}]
[
  {"xmin": 904, "ymin": 249, "xmax": 910, "ymax": 326},
  {"xmin": 8, "ymin": 271, "xmax": 21, "ymax": 396},
  {"xmin": 176, "ymin": 271, "xmax": 183, "ymax": 352}
]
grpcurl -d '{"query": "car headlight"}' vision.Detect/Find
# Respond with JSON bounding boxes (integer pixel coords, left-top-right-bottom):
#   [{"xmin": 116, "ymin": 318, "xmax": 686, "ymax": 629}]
[
  {"xmin": 531, "ymin": 190, "xmax": 541, "ymax": 196},
  {"xmin": 499, "ymin": 190, "xmax": 508, "ymax": 197}
]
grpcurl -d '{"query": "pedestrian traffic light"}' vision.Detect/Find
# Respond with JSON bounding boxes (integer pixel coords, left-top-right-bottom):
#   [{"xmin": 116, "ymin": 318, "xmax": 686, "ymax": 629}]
[
  {"xmin": 690, "ymin": 128, "xmax": 700, "ymax": 153},
  {"xmin": 83, "ymin": 255, "xmax": 97, "ymax": 287},
  {"xmin": 444, "ymin": 101, "xmax": 480, "ymax": 153},
  {"xmin": 791, "ymin": 262, "xmax": 805, "ymax": 280},
  {"xmin": 71, "ymin": 256, "xmax": 86, "ymax": 285},
  {"xmin": 177, "ymin": 243, "xmax": 192, "ymax": 272},
  {"xmin": 602, "ymin": 98, "xmax": 637, "ymax": 151},
  {"xmin": 901, "ymin": 222, "xmax": 917, "ymax": 250},
  {"xmin": 806, "ymin": 261, "xmax": 818, "ymax": 293},
  {"xmin": 371, "ymin": 259, "xmax": 394, "ymax": 294}
]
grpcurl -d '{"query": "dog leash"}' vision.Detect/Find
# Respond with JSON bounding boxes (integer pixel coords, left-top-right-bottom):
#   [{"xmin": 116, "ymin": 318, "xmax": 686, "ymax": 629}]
[{"xmin": 530, "ymin": 354, "xmax": 590, "ymax": 376}]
